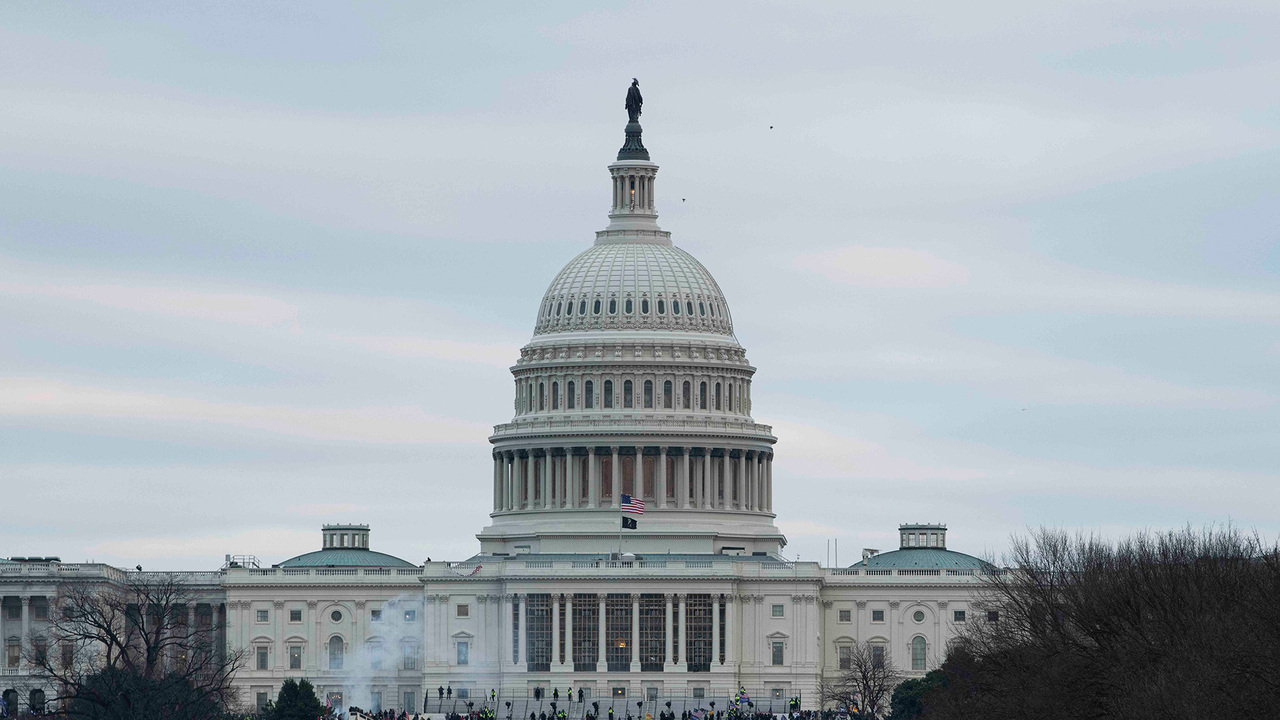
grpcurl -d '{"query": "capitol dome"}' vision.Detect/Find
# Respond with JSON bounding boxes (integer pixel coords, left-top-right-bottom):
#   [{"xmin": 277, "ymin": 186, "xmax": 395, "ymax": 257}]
[
  {"xmin": 480, "ymin": 106, "xmax": 781, "ymax": 557},
  {"xmin": 533, "ymin": 242, "xmax": 735, "ymax": 338}
]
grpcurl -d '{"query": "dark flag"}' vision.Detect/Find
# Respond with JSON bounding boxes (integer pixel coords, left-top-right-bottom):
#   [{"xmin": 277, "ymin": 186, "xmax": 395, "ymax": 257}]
[{"xmin": 622, "ymin": 516, "xmax": 638, "ymax": 530}]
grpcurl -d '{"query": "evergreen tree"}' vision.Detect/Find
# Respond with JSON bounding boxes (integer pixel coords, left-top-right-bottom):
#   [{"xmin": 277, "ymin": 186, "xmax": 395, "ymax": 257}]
[{"xmin": 269, "ymin": 678, "xmax": 325, "ymax": 720}]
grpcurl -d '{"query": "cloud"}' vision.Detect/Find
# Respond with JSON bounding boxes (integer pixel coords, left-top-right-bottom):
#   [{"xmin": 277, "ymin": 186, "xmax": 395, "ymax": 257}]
[
  {"xmin": 1, "ymin": 278, "xmax": 301, "ymax": 328},
  {"xmin": 793, "ymin": 247, "xmax": 971, "ymax": 289},
  {"xmin": 87, "ymin": 527, "xmax": 317, "ymax": 564},
  {"xmin": 343, "ymin": 335, "xmax": 516, "ymax": 368},
  {"xmin": 0, "ymin": 377, "xmax": 491, "ymax": 445},
  {"xmin": 285, "ymin": 503, "xmax": 370, "ymax": 517}
]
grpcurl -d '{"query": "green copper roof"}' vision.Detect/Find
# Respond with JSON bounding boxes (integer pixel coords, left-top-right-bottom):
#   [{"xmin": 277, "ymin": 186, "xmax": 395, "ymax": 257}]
[
  {"xmin": 850, "ymin": 548, "xmax": 991, "ymax": 571},
  {"xmin": 278, "ymin": 548, "xmax": 418, "ymax": 568}
]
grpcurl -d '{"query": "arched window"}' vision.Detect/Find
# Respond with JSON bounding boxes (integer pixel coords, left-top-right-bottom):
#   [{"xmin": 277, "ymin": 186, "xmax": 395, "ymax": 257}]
[
  {"xmin": 625, "ymin": 298, "xmax": 633, "ymax": 314},
  {"xmin": 593, "ymin": 299, "xmax": 601, "ymax": 314},
  {"xmin": 699, "ymin": 302, "xmax": 706, "ymax": 316},
  {"xmin": 551, "ymin": 382, "xmax": 559, "ymax": 410},
  {"xmin": 604, "ymin": 380, "xmax": 613, "ymax": 408},
  {"xmin": 623, "ymin": 380, "xmax": 633, "ymax": 408},
  {"xmin": 663, "ymin": 380, "xmax": 673, "ymax": 409},
  {"xmin": 715, "ymin": 382, "xmax": 722, "ymax": 410},
  {"xmin": 609, "ymin": 298, "xmax": 617, "ymax": 314},
  {"xmin": 567, "ymin": 381, "xmax": 576, "ymax": 409},
  {"xmin": 585, "ymin": 380, "xmax": 594, "ymax": 409},
  {"xmin": 699, "ymin": 382, "xmax": 707, "ymax": 410},
  {"xmin": 527, "ymin": 382, "xmax": 534, "ymax": 412},
  {"xmin": 911, "ymin": 636, "xmax": 927, "ymax": 671},
  {"xmin": 728, "ymin": 382, "xmax": 734, "ymax": 411},
  {"xmin": 643, "ymin": 380, "xmax": 653, "ymax": 408},
  {"xmin": 657, "ymin": 299, "xmax": 666, "ymax": 315},
  {"xmin": 538, "ymin": 382, "xmax": 545, "ymax": 411},
  {"xmin": 641, "ymin": 299, "xmax": 650, "ymax": 314},
  {"xmin": 673, "ymin": 300, "xmax": 681, "ymax": 316},
  {"xmin": 556, "ymin": 302, "xmax": 562, "ymax": 316},
  {"xmin": 329, "ymin": 636, "xmax": 344, "ymax": 670},
  {"xmin": 566, "ymin": 300, "xmax": 573, "ymax": 316},
  {"xmin": 580, "ymin": 300, "xmax": 587, "ymax": 315},
  {"xmin": 682, "ymin": 381, "xmax": 691, "ymax": 409}
]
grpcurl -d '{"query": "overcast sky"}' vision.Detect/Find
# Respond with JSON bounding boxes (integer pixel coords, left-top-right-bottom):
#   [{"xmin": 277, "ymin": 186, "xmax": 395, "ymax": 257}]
[{"xmin": 2, "ymin": 2, "xmax": 1278, "ymax": 570}]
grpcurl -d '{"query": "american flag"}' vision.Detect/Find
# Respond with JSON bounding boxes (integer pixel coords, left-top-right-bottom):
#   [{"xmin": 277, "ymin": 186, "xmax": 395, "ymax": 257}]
[{"xmin": 620, "ymin": 494, "xmax": 645, "ymax": 514}]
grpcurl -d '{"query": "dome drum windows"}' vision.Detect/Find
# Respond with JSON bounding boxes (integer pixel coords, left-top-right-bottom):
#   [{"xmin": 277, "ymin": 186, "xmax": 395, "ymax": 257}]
[
  {"xmin": 603, "ymin": 380, "xmax": 613, "ymax": 409},
  {"xmin": 699, "ymin": 381, "xmax": 707, "ymax": 410},
  {"xmin": 643, "ymin": 380, "xmax": 653, "ymax": 408},
  {"xmin": 663, "ymin": 380, "xmax": 673, "ymax": 409},
  {"xmin": 538, "ymin": 382, "xmax": 545, "ymax": 411},
  {"xmin": 623, "ymin": 380, "xmax": 633, "ymax": 408},
  {"xmin": 585, "ymin": 380, "xmax": 595, "ymax": 409},
  {"xmin": 682, "ymin": 381, "xmax": 691, "ymax": 409},
  {"xmin": 551, "ymin": 381, "xmax": 560, "ymax": 410},
  {"xmin": 567, "ymin": 380, "xmax": 576, "ymax": 409},
  {"xmin": 714, "ymin": 382, "xmax": 722, "ymax": 410}
]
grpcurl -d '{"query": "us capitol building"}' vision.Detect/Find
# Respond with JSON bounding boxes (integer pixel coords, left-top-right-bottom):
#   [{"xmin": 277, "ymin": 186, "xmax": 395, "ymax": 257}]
[{"xmin": 1, "ymin": 89, "xmax": 994, "ymax": 717}]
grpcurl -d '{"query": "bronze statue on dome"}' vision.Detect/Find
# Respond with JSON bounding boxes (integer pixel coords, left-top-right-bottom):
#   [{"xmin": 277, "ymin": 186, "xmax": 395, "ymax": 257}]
[{"xmin": 625, "ymin": 78, "xmax": 643, "ymax": 123}]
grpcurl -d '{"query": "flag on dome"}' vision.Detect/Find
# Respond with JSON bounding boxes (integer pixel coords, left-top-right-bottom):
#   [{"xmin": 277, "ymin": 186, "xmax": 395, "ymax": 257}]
[{"xmin": 621, "ymin": 494, "xmax": 644, "ymax": 514}]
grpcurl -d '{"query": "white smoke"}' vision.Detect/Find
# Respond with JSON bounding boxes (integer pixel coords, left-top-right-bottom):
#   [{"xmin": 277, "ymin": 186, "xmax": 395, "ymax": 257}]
[{"xmin": 340, "ymin": 592, "xmax": 424, "ymax": 716}]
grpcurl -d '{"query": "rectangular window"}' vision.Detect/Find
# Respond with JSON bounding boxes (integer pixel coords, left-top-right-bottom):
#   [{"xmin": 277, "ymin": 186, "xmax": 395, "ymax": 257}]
[
  {"xmin": 289, "ymin": 609, "xmax": 302, "ymax": 623},
  {"xmin": 644, "ymin": 380, "xmax": 653, "ymax": 408},
  {"xmin": 403, "ymin": 644, "xmax": 417, "ymax": 670},
  {"xmin": 371, "ymin": 609, "xmax": 382, "ymax": 622},
  {"xmin": 685, "ymin": 594, "xmax": 713, "ymax": 672},
  {"xmin": 371, "ymin": 644, "xmax": 383, "ymax": 669},
  {"xmin": 624, "ymin": 380, "xmax": 633, "ymax": 408},
  {"xmin": 404, "ymin": 609, "xmax": 417, "ymax": 622},
  {"xmin": 257, "ymin": 692, "xmax": 269, "ymax": 712},
  {"xmin": 612, "ymin": 687, "xmax": 627, "ymax": 698},
  {"xmin": 639, "ymin": 594, "xmax": 666, "ymax": 671},
  {"xmin": 647, "ymin": 687, "xmax": 659, "ymax": 703},
  {"xmin": 457, "ymin": 641, "xmax": 469, "ymax": 666},
  {"xmin": 7, "ymin": 644, "xmax": 19, "ymax": 668},
  {"xmin": 256, "ymin": 647, "xmax": 268, "ymax": 670},
  {"xmin": 513, "ymin": 601, "xmax": 520, "ymax": 664},
  {"xmin": 32, "ymin": 604, "xmax": 48, "ymax": 621},
  {"xmin": 987, "ymin": 610, "xmax": 999, "ymax": 623},
  {"xmin": 404, "ymin": 692, "xmax": 417, "ymax": 714},
  {"xmin": 838, "ymin": 645, "xmax": 852, "ymax": 670},
  {"xmin": 771, "ymin": 641, "xmax": 784, "ymax": 666},
  {"xmin": 256, "ymin": 609, "xmax": 269, "ymax": 623},
  {"xmin": 771, "ymin": 604, "xmax": 784, "ymax": 618},
  {"xmin": 663, "ymin": 381, "xmax": 672, "ymax": 409},
  {"xmin": 457, "ymin": 604, "xmax": 470, "ymax": 618},
  {"xmin": 289, "ymin": 646, "xmax": 302, "ymax": 670},
  {"xmin": 872, "ymin": 609, "xmax": 885, "ymax": 622},
  {"xmin": 458, "ymin": 688, "xmax": 470, "ymax": 699},
  {"xmin": 871, "ymin": 644, "xmax": 885, "ymax": 668},
  {"xmin": 605, "ymin": 594, "xmax": 632, "ymax": 671},
  {"xmin": 526, "ymin": 594, "xmax": 552, "ymax": 671},
  {"xmin": 568, "ymin": 381, "xmax": 576, "ymax": 409},
  {"xmin": 370, "ymin": 692, "xmax": 382, "ymax": 714},
  {"xmin": 604, "ymin": 380, "xmax": 613, "ymax": 408},
  {"xmin": 585, "ymin": 380, "xmax": 595, "ymax": 409},
  {"xmin": 4, "ymin": 605, "xmax": 17, "ymax": 620},
  {"xmin": 572, "ymin": 593, "xmax": 599, "ymax": 671},
  {"xmin": 838, "ymin": 609, "xmax": 851, "ymax": 623},
  {"xmin": 953, "ymin": 610, "xmax": 966, "ymax": 623},
  {"xmin": 692, "ymin": 688, "xmax": 705, "ymax": 699}
]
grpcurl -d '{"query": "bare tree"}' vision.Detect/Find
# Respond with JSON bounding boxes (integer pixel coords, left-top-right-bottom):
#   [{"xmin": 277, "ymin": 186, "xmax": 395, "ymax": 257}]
[
  {"xmin": 24, "ymin": 573, "xmax": 244, "ymax": 720},
  {"xmin": 921, "ymin": 526, "xmax": 1280, "ymax": 720},
  {"xmin": 818, "ymin": 640, "xmax": 902, "ymax": 719}
]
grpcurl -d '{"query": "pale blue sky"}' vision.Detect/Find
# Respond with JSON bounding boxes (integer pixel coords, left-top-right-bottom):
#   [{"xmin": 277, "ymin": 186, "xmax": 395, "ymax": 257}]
[{"xmin": 2, "ymin": 2, "xmax": 1278, "ymax": 569}]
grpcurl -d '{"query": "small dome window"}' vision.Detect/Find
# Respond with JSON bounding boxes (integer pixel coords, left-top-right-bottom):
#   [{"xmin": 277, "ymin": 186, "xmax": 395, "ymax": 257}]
[
  {"xmin": 699, "ymin": 302, "xmax": 706, "ymax": 316},
  {"xmin": 593, "ymin": 299, "xmax": 601, "ymax": 314},
  {"xmin": 686, "ymin": 301, "xmax": 694, "ymax": 316},
  {"xmin": 710, "ymin": 303, "xmax": 716, "ymax": 317},
  {"xmin": 673, "ymin": 301, "xmax": 681, "ymax": 316},
  {"xmin": 331, "ymin": 610, "xmax": 343, "ymax": 623},
  {"xmin": 641, "ymin": 299, "xmax": 649, "ymax": 314},
  {"xmin": 580, "ymin": 300, "xmax": 587, "ymax": 315},
  {"xmin": 556, "ymin": 302, "xmax": 562, "ymax": 316},
  {"xmin": 913, "ymin": 610, "xmax": 925, "ymax": 623},
  {"xmin": 609, "ymin": 299, "xmax": 617, "ymax": 314},
  {"xmin": 657, "ymin": 299, "xmax": 665, "ymax": 315},
  {"xmin": 625, "ymin": 298, "xmax": 633, "ymax": 314},
  {"xmin": 566, "ymin": 300, "xmax": 573, "ymax": 316},
  {"xmin": 545, "ymin": 304, "xmax": 552, "ymax": 318}
]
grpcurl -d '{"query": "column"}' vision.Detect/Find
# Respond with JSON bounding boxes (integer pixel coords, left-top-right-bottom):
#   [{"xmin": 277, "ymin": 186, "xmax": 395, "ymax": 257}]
[
  {"xmin": 274, "ymin": 600, "xmax": 285, "ymax": 669},
  {"xmin": 552, "ymin": 594, "xmax": 562, "ymax": 670},
  {"xmin": 610, "ymin": 446, "xmax": 621, "ymax": 507},
  {"xmin": 680, "ymin": 450, "xmax": 690, "ymax": 509},
  {"xmin": 633, "ymin": 450, "xmax": 642, "ymax": 501},
  {"xmin": 541, "ymin": 452, "xmax": 550, "ymax": 509},
  {"xmin": 597, "ymin": 595, "xmax": 606, "ymax": 667},
  {"xmin": 494, "ymin": 455, "xmax": 502, "ymax": 511},
  {"xmin": 524, "ymin": 453, "xmax": 534, "ymax": 510},
  {"xmin": 766, "ymin": 455, "xmax": 774, "ymax": 512},
  {"xmin": 676, "ymin": 595, "xmax": 687, "ymax": 670},
  {"xmin": 737, "ymin": 452, "xmax": 746, "ymax": 510},
  {"xmin": 565, "ymin": 448, "xmax": 575, "ymax": 509},
  {"xmin": 505, "ymin": 453, "xmax": 514, "ymax": 511},
  {"xmin": 564, "ymin": 595, "xmax": 574, "ymax": 670},
  {"xmin": 501, "ymin": 595, "xmax": 514, "ymax": 669},
  {"xmin": 657, "ymin": 447, "xmax": 668, "ymax": 509},
  {"xmin": 630, "ymin": 593, "xmax": 640, "ymax": 672},
  {"xmin": 589, "ymin": 447, "xmax": 600, "ymax": 508},
  {"xmin": 517, "ymin": 595, "xmax": 527, "ymax": 670},
  {"xmin": 664, "ymin": 594, "xmax": 673, "ymax": 669},
  {"xmin": 702, "ymin": 452, "xmax": 712, "ymax": 509},
  {"xmin": 19, "ymin": 596, "xmax": 30, "ymax": 670},
  {"xmin": 726, "ymin": 596, "xmax": 736, "ymax": 668},
  {"xmin": 712, "ymin": 597, "xmax": 720, "ymax": 666}
]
